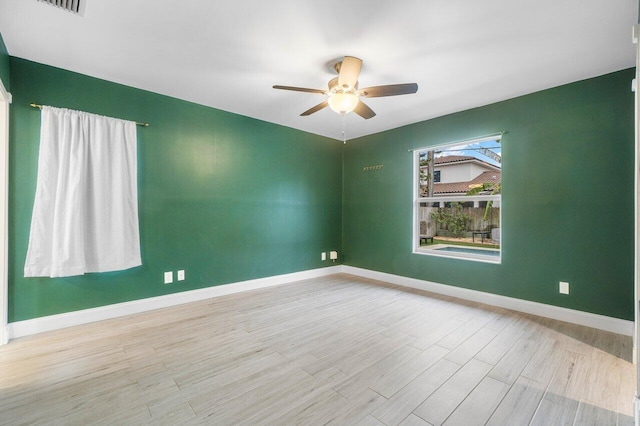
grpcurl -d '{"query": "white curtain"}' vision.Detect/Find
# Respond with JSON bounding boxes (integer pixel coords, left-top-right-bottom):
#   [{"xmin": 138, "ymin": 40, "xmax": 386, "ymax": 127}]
[{"xmin": 24, "ymin": 106, "xmax": 141, "ymax": 278}]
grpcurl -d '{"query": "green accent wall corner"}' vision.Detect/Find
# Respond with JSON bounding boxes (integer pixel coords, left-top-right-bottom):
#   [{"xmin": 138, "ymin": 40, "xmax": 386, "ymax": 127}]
[
  {"xmin": 9, "ymin": 58, "xmax": 343, "ymax": 322},
  {"xmin": 6, "ymin": 55, "xmax": 635, "ymax": 324},
  {"xmin": 343, "ymin": 69, "xmax": 635, "ymax": 321}
]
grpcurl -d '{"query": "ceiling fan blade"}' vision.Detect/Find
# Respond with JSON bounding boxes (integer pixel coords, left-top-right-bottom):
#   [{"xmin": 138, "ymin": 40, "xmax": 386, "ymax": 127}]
[
  {"xmin": 337, "ymin": 56, "xmax": 362, "ymax": 89},
  {"xmin": 301, "ymin": 101, "xmax": 329, "ymax": 116},
  {"xmin": 359, "ymin": 83, "xmax": 418, "ymax": 98},
  {"xmin": 354, "ymin": 100, "xmax": 376, "ymax": 119},
  {"xmin": 273, "ymin": 85, "xmax": 326, "ymax": 95}
]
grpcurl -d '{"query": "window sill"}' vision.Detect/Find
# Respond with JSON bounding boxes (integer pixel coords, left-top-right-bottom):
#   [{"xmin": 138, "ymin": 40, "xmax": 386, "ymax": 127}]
[{"xmin": 414, "ymin": 245, "xmax": 501, "ymax": 264}]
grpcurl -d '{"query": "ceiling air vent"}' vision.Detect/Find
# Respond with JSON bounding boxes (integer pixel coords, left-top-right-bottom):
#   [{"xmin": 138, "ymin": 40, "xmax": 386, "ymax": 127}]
[{"xmin": 37, "ymin": 0, "xmax": 85, "ymax": 16}]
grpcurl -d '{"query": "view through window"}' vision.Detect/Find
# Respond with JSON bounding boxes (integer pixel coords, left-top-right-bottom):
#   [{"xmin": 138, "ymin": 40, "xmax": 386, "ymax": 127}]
[{"xmin": 414, "ymin": 135, "xmax": 502, "ymax": 262}]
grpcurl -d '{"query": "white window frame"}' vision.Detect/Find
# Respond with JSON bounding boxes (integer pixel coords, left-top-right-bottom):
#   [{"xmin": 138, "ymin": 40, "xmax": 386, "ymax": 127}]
[
  {"xmin": 0, "ymin": 78, "xmax": 10, "ymax": 344},
  {"xmin": 412, "ymin": 136, "xmax": 502, "ymax": 264}
]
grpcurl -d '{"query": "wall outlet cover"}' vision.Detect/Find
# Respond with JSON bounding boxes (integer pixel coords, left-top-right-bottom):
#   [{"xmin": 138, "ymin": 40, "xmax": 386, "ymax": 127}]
[
  {"xmin": 559, "ymin": 281, "xmax": 569, "ymax": 294},
  {"xmin": 164, "ymin": 271, "xmax": 173, "ymax": 284},
  {"xmin": 330, "ymin": 251, "xmax": 338, "ymax": 260},
  {"xmin": 177, "ymin": 270, "xmax": 185, "ymax": 281},
  {"xmin": 321, "ymin": 252, "xmax": 326, "ymax": 261}
]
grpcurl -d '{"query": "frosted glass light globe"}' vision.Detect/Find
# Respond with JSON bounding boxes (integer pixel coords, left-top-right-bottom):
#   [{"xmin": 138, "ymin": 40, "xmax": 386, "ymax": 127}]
[{"xmin": 328, "ymin": 92, "xmax": 359, "ymax": 115}]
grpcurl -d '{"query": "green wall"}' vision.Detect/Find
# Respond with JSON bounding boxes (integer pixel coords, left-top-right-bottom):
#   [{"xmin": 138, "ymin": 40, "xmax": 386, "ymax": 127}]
[
  {"xmin": 9, "ymin": 58, "xmax": 343, "ymax": 322},
  {"xmin": 0, "ymin": 32, "xmax": 9, "ymax": 91},
  {"xmin": 7, "ymin": 55, "xmax": 635, "ymax": 323},
  {"xmin": 343, "ymin": 69, "xmax": 635, "ymax": 321}
]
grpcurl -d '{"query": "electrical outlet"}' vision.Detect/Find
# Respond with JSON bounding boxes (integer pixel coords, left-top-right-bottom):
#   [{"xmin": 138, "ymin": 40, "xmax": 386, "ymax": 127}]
[
  {"xmin": 559, "ymin": 281, "xmax": 569, "ymax": 294},
  {"xmin": 330, "ymin": 251, "xmax": 338, "ymax": 262},
  {"xmin": 321, "ymin": 252, "xmax": 326, "ymax": 261},
  {"xmin": 164, "ymin": 271, "xmax": 173, "ymax": 284},
  {"xmin": 177, "ymin": 270, "xmax": 185, "ymax": 281}
]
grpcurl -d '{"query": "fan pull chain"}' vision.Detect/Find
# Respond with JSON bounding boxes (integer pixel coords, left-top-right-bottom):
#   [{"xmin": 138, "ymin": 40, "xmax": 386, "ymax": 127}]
[{"xmin": 342, "ymin": 114, "xmax": 347, "ymax": 144}]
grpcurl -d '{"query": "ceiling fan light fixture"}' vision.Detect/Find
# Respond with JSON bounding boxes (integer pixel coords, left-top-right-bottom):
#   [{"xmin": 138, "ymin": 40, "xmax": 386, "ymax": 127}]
[
  {"xmin": 328, "ymin": 92, "xmax": 359, "ymax": 115},
  {"xmin": 273, "ymin": 56, "xmax": 417, "ymax": 119}
]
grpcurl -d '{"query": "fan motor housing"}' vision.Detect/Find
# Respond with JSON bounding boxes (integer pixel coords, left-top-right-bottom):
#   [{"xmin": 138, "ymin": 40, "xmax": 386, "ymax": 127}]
[{"xmin": 328, "ymin": 77, "xmax": 358, "ymax": 94}]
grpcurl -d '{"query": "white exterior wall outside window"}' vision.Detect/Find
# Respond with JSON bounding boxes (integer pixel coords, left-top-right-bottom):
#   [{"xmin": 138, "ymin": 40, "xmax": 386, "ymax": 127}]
[{"xmin": 438, "ymin": 162, "xmax": 498, "ymax": 184}]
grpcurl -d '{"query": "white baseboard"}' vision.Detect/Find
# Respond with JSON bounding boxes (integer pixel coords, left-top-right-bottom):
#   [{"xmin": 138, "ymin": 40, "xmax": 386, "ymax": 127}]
[
  {"xmin": 341, "ymin": 266, "xmax": 634, "ymax": 336},
  {"xmin": 7, "ymin": 266, "xmax": 342, "ymax": 340},
  {"xmin": 7, "ymin": 264, "xmax": 633, "ymax": 341}
]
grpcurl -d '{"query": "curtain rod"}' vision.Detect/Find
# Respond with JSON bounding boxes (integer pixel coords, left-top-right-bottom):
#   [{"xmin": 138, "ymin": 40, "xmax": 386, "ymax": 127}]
[
  {"xmin": 407, "ymin": 131, "xmax": 506, "ymax": 152},
  {"xmin": 29, "ymin": 103, "xmax": 150, "ymax": 127}
]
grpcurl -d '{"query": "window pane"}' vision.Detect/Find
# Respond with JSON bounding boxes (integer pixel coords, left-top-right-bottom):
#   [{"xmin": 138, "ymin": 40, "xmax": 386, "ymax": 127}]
[{"xmin": 415, "ymin": 137, "xmax": 502, "ymax": 262}]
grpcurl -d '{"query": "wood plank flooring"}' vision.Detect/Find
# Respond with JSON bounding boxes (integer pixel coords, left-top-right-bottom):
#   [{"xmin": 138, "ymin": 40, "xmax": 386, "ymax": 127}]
[{"xmin": 0, "ymin": 273, "xmax": 634, "ymax": 425}]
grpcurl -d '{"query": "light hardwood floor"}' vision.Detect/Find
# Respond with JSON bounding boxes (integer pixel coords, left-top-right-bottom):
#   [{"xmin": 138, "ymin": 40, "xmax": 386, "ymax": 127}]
[{"xmin": 0, "ymin": 274, "xmax": 635, "ymax": 425}]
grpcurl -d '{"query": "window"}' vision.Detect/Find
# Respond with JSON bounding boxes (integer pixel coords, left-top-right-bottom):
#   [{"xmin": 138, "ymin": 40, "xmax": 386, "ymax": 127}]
[{"xmin": 414, "ymin": 135, "xmax": 502, "ymax": 262}]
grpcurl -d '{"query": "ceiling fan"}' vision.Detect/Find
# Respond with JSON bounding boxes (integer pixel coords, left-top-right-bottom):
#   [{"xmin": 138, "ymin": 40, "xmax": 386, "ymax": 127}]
[{"xmin": 273, "ymin": 56, "xmax": 418, "ymax": 119}]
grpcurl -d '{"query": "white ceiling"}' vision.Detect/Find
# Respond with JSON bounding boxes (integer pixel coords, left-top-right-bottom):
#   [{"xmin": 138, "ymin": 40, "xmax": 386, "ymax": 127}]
[{"xmin": 0, "ymin": 0, "xmax": 637, "ymax": 141}]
